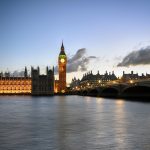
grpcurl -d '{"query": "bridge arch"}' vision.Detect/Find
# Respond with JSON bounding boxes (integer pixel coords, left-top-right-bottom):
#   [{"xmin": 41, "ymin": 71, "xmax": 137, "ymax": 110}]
[
  {"xmin": 88, "ymin": 89, "xmax": 99, "ymax": 96},
  {"xmin": 77, "ymin": 91, "xmax": 81, "ymax": 95},
  {"xmin": 122, "ymin": 85, "xmax": 150, "ymax": 98},
  {"xmin": 82, "ymin": 90, "xmax": 88, "ymax": 96},
  {"xmin": 100, "ymin": 87, "xmax": 119, "ymax": 97}
]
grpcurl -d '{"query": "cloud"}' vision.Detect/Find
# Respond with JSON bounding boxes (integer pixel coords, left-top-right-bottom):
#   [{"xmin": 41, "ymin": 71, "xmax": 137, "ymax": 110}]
[
  {"xmin": 68, "ymin": 48, "xmax": 86, "ymax": 64},
  {"xmin": 55, "ymin": 48, "xmax": 98, "ymax": 73},
  {"xmin": 11, "ymin": 70, "xmax": 25, "ymax": 77},
  {"xmin": 117, "ymin": 46, "xmax": 150, "ymax": 67},
  {"xmin": 11, "ymin": 68, "xmax": 31, "ymax": 77}
]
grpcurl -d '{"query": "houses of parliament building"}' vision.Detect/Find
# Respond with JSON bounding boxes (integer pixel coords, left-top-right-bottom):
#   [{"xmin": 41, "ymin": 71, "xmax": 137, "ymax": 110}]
[{"xmin": 0, "ymin": 43, "xmax": 67, "ymax": 95}]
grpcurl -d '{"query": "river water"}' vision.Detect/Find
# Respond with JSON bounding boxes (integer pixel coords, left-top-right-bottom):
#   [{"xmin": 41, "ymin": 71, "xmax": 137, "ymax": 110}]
[{"xmin": 0, "ymin": 96, "xmax": 150, "ymax": 150}]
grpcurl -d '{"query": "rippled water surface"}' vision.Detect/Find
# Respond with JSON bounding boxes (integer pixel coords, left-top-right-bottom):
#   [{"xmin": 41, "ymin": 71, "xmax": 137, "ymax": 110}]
[{"xmin": 0, "ymin": 96, "xmax": 150, "ymax": 150}]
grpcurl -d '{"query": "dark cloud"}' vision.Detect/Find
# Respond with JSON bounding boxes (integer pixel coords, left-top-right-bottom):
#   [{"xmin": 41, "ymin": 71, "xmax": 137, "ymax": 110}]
[
  {"xmin": 68, "ymin": 48, "xmax": 86, "ymax": 63},
  {"xmin": 67, "ymin": 48, "xmax": 98, "ymax": 73},
  {"xmin": 55, "ymin": 48, "xmax": 98, "ymax": 73},
  {"xmin": 87, "ymin": 56, "xmax": 97, "ymax": 59},
  {"xmin": 117, "ymin": 46, "xmax": 150, "ymax": 67}
]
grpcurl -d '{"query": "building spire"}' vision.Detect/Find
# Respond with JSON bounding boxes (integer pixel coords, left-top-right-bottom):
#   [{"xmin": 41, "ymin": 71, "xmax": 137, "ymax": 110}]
[
  {"xmin": 61, "ymin": 40, "xmax": 64, "ymax": 51},
  {"xmin": 24, "ymin": 66, "xmax": 28, "ymax": 77},
  {"xmin": 59, "ymin": 41, "xmax": 66, "ymax": 55}
]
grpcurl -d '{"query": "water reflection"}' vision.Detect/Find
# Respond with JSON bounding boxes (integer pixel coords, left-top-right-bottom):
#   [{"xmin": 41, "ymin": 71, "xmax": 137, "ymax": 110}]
[
  {"xmin": 114, "ymin": 99, "xmax": 127, "ymax": 149},
  {"xmin": 115, "ymin": 99, "xmax": 124, "ymax": 105},
  {"xmin": 0, "ymin": 96, "xmax": 150, "ymax": 150},
  {"xmin": 85, "ymin": 96, "xmax": 91, "ymax": 103},
  {"xmin": 96, "ymin": 97, "xmax": 104, "ymax": 104}
]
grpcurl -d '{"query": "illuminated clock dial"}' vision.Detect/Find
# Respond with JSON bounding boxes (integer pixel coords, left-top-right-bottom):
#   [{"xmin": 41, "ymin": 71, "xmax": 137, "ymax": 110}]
[{"xmin": 60, "ymin": 58, "xmax": 65, "ymax": 63}]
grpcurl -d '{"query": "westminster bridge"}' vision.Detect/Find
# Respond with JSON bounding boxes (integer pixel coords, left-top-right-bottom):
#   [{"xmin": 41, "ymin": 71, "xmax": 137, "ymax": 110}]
[{"xmin": 70, "ymin": 79, "xmax": 150, "ymax": 98}]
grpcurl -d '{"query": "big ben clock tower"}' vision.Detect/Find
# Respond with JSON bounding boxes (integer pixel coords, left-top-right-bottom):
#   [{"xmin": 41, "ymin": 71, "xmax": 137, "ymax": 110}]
[{"xmin": 58, "ymin": 42, "xmax": 67, "ymax": 93}]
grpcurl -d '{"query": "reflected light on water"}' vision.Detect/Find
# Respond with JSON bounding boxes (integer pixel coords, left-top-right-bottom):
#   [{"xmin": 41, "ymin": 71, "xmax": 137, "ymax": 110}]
[
  {"xmin": 115, "ymin": 99, "xmax": 124, "ymax": 106},
  {"xmin": 85, "ymin": 97, "xmax": 91, "ymax": 103},
  {"xmin": 0, "ymin": 96, "xmax": 150, "ymax": 149},
  {"xmin": 96, "ymin": 97, "xmax": 104, "ymax": 104},
  {"xmin": 114, "ymin": 99, "xmax": 127, "ymax": 148}
]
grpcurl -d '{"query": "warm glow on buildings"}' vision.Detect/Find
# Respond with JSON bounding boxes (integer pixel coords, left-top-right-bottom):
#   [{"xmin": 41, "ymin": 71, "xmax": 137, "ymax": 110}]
[
  {"xmin": 0, "ymin": 43, "xmax": 68, "ymax": 95},
  {"xmin": 57, "ymin": 42, "xmax": 67, "ymax": 93},
  {"xmin": 0, "ymin": 78, "xmax": 31, "ymax": 94},
  {"xmin": 54, "ymin": 80, "xmax": 59, "ymax": 93}
]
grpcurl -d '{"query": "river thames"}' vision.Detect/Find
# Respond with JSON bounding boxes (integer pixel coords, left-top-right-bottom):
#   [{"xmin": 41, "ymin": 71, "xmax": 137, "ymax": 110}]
[{"xmin": 0, "ymin": 96, "xmax": 150, "ymax": 150}]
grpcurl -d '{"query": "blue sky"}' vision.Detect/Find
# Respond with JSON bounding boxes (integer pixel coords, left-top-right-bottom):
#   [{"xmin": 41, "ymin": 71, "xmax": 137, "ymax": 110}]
[{"xmin": 0, "ymin": 0, "xmax": 150, "ymax": 83}]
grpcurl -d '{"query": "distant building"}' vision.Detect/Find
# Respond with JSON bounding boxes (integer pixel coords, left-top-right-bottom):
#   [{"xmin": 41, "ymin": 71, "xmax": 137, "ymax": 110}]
[
  {"xmin": 5, "ymin": 72, "xmax": 10, "ymax": 77},
  {"xmin": 70, "ymin": 71, "xmax": 117, "ymax": 90},
  {"xmin": 121, "ymin": 71, "xmax": 150, "ymax": 82},
  {"xmin": 31, "ymin": 66, "xmax": 54, "ymax": 95},
  {"xmin": 0, "ymin": 65, "xmax": 55, "ymax": 95},
  {"xmin": 0, "ymin": 67, "xmax": 31, "ymax": 94},
  {"xmin": 0, "ymin": 72, "xmax": 3, "ymax": 77},
  {"xmin": 145, "ymin": 73, "xmax": 150, "ymax": 78},
  {"xmin": 121, "ymin": 71, "xmax": 139, "ymax": 81},
  {"xmin": 0, "ymin": 42, "xmax": 67, "ymax": 95},
  {"xmin": 70, "ymin": 77, "xmax": 80, "ymax": 90}
]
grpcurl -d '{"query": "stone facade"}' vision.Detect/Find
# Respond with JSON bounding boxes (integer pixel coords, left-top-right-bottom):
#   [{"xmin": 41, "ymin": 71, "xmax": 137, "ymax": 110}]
[
  {"xmin": 55, "ymin": 42, "xmax": 67, "ymax": 93},
  {"xmin": 70, "ymin": 71, "xmax": 117, "ymax": 90},
  {"xmin": 0, "ymin": 68, "xmax": 31, "ymax": 94},
  {"xmin": 31, "ymin": 66, "xmax": 54, "ymax": 95},
  {"xmin": 121, "ymin": 71, "xmax": 150, "ymax": 82}
]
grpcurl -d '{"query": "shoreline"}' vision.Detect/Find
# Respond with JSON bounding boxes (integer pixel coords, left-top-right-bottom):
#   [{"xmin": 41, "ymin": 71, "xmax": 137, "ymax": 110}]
[{"xmin": 0, "ymin": 93, "xmax": 150, "ymax": 101}]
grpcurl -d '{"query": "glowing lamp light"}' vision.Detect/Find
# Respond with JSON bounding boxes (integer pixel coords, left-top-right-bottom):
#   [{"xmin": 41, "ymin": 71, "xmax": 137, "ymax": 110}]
[
  {"xmin": 61, "ymin": 90, "xmax": 65, "ymax": 93},
  {"xmin": 130, "ymin": 80, "xmax": 133, "ymax": 84}
]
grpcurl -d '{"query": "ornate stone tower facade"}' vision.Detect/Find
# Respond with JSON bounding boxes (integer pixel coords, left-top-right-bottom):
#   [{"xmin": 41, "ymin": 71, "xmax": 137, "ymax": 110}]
[
  {"xmin": 31, "ymin": 66, "xmax": 54, "ymax": 95},
  {"xmin": 58, "ymin": 42, "xmax": 67, "ymax": 93}
]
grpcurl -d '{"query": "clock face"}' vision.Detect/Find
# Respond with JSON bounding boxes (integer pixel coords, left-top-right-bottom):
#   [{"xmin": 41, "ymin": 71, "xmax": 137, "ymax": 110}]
[{"xmin": 60, "ymin": 58, "xmax": 65, "ymax": 63}]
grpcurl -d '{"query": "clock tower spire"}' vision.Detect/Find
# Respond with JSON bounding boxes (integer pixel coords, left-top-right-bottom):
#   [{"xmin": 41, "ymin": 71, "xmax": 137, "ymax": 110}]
[
  {"xmin": 58, "ymin": 41, "xmax": 67, "ymax": 93},
  {"xmin": 61, "ymin": 41, "xmax": 64, "ymax": 51}
]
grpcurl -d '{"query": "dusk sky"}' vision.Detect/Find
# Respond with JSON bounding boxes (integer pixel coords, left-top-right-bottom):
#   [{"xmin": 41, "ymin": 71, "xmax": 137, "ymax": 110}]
[{"xmin": 0, "ymin": 0, "xmax": 150, "ymax": 83}]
